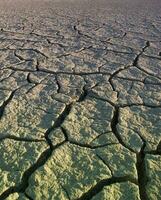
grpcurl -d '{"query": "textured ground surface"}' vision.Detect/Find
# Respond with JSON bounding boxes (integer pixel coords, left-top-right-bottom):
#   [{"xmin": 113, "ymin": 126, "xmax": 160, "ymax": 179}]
[{"xmin": 0, "ymin": 0, "xmax": 161, "ymax": 199}]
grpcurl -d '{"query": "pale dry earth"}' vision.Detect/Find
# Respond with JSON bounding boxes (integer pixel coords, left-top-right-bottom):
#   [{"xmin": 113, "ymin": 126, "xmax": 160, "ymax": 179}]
[{"xmin": 0, "ymin": 0, "xmax": 161, "ymax": 199}]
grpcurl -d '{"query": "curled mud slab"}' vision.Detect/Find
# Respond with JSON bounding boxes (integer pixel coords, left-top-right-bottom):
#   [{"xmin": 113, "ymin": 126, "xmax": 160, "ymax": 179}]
[{"xmin": 0, "ymin": 0, "xmax": 161, "ymax": 199}]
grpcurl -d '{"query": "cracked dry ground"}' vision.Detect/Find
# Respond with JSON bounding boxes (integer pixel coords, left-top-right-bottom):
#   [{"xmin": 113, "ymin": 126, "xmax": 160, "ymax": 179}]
[{"xmin": 0, "ymin": 0, "xmax": 161, "ymax": 199}]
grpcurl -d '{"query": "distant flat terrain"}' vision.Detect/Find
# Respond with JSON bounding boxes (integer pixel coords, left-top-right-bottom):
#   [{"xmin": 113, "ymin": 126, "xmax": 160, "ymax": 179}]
[{"xmin": 0, "ymin": 0, "xmax": 161, "ymax": 199}]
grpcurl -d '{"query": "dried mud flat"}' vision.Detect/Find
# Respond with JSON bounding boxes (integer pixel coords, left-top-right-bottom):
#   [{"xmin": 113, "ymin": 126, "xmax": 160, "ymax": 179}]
[{"xmin": 0, "ymin": 0, "xmax": 161, "ymax": 199}]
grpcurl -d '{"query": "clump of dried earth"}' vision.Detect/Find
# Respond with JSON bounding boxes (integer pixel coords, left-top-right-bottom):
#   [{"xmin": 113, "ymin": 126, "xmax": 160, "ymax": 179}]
[{"xmin": 0, "ymin": 0, "xmax": 161, "ymax": 199}]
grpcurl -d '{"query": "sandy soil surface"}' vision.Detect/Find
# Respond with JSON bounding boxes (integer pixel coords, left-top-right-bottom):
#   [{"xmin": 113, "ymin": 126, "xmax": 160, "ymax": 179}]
[{"xmin": 0, "ymin": 0, "xmax": 161, "ymax": 199}]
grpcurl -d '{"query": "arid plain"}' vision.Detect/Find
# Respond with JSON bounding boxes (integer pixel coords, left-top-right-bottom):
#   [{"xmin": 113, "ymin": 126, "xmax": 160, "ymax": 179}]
[{"xmin": 0, "ymin": 0, "xmax": 161, "ymax": 199}]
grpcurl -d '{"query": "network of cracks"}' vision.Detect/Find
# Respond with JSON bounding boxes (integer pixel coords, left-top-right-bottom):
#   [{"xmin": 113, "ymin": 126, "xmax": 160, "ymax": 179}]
[{"xmin": 0, "ymin": 9, "xmax": 161, "ymax": 200}]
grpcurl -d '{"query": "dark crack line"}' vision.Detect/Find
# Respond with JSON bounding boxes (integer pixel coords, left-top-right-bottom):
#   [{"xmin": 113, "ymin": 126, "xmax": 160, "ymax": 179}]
[
  {"xmin": 55, "ymin": 75, "xmax": 61, "ymax": 93},
  {"xmin": 68, "ymin": 140, "xmax": 118, "ymax": 150},
  {"xmin": 0, "ymin": 90, "xmax": 16, "ymax": 120},
  {"xmin": 0, "ymin": 141, "xmax": 66, "ymax": 200},
  {"xmin": 26, "ymin": 73, "xmax": 32, "ymax": 84},
  {"xmin": 0, "ymin": 71, "xmax": 15, "ymax": 83},
  {"xmin": 8, "ymin": 66, "xmax": 36, "ymax": 73},
  {"xmin": 14, "ymin": 50, "xmax": 31, "ymax": 62},
  {"xmin": 52, "ymin": 169, "xmax": 71, "ymax": 200},
  {"xmin": 136, "ymin": 143, "xmax": 149, "ymax": 200},
  {"xmin": 0, "ymin": 135, "xmax": 44, "ymax": 142},
  {"xmin": 61, "ymin": 127, "xmax": 69, "ymax": 141},
  {"xmin": 96, "ymin": 154, "xmax": 114, "ymax": 176},
  {"xmin": 30, "ymin": 31, "xmax": 62, "ymax": 40},
  {"xmin": 89, "ymin": 131, "xmax": 112, "ymax": 144},
  {"xmin": 0, "ymin": 29, "xmax": 29, "ymax": 36},
  {"xmin": 76, "ymin": 176, "xmax": 138, "ymax": 200},
  {"xmin": 119, "ymin": 103, "xmax": 161, "ymax": 108},
  {"xmin": 115, "ymin": 75, "xmax": 161, "ymax": 86},
  {"xmin": 108, "ymin": 65, "xmax": 130, "ymax": 93},
  {"xmin": 24, "ymin": 192, "xmax": 34, "ymax": 200},
  {"xmin": 145, "ymin": 150, "xmax": 161, "ymax": 156},
  {"xmin": 7, "ymin": 66, "xmax": 111, "ymax": 77},
  {"xmin": 44, "ymin": 103, "xmax": 72, "ymax": 149},
  {"xmin": 145, "ymin": 141, "xmax": 161, "ymax": 155},
  {"xmin": 19, "ymin": 144, "xmax": 63, "ymax": 192},
  {"xmin": 156, "ymin": 141, "xmax": 161, "ymax": 153},
  {"xmin": 111, "ymin": 107, "xmax": 135, "ymax": 153},
  {"xmin": 127, "ymin": 30, "xmax": 161, "ymax": 41},
  {"xmin": 133, "ymin": 41, "xmax": 150, "ymax": 67},
  {"xmin": 0, "ymin": 101, "xmax": 73, "ymax": 199},
  {"xmin": 106, "ymin": 49, "xmax": 136, "ymax": 55},
  {"xmin": 0, "ymin": 37, "xmax": 42, "ymax": 44},
  {"xmin": 61, "ymin": 127, "xmax": 117, "ymax": 150},
  {"xmin": 89, "ymin": 92, "xmax": 116, "ymax": 107},
  {"xmin": 25, "ymin": 83, "xmax": 39, "ymax": 94},
  {"xmin": 56, "ymin": 45, "xmax": 93, "ymax": 59},
  {"xmin": 90, "ymin": 94, "xmax": 161, "ymax": 108},
  {"xmin": 105, "ymin": 41, "xmax": 137, "ymax": 53},
  {"xmin": 136, "ymin": 65, "xmax": 161, "ymax": 81},
  {"xmin": 52, "ymin": 104, "xmax": 72, "ymax": 130},
  {"xmin": 143, "ymin": 53, "xmax": 161, "ymax": 61},
  {"xmin": 109, "ymin": 76, "xmax": 116, "ymax": 91},
  {"xmin": 61, "ymin": 185, "xmax": 71, "ymax": 200},
  {"xmin": 77, "ymin": 85, "xmax": 88, "ymax": 102},
  {"xmin": 25, "ymin": 75, "xmax": 49, "ymax": 94},
  {"xmin": 11, "ymin": 48, "xmax": 49, "ymax": 59},
  {"xmin": 1, "ymin": 16, "xmax": 161, "ymax": 200}
]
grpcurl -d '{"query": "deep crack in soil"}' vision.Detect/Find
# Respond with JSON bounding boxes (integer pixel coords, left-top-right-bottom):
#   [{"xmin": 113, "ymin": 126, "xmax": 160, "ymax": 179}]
[{"xmin": 0, "ymin": 0, "xmax": 161, "ymax": 199}]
